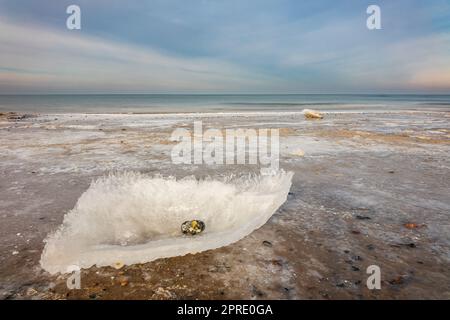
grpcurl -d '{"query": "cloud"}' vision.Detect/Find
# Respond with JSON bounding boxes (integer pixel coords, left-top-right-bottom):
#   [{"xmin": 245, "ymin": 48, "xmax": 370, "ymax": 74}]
[
  {"xmin": 0, "ymin": 0, "xmax": 449, "ymax": 93},
  {"xmin": 0, "ymin": 17, "xmax": 280, "ymax": 93},
  {"xmin": 336, "ymin": 33, "xmax": 450, "ymax": 92}
]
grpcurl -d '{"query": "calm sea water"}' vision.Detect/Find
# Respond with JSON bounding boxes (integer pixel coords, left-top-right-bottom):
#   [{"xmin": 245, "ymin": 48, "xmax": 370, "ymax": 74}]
[{"xmin": 0, "ymin": 94, "xmax": 449, "ymax": 113}]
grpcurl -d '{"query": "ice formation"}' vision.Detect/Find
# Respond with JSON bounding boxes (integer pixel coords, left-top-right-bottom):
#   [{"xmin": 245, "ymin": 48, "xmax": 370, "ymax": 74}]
[{"xmin": 40, "ymin": 171, "xmax": 294, "ymax": 274}]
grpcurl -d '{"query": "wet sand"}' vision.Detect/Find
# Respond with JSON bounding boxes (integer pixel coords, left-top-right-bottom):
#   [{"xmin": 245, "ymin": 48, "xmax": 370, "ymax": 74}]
[{"xmin": 0, "ymin": 110, "xmax": 449, "ymax": 299}]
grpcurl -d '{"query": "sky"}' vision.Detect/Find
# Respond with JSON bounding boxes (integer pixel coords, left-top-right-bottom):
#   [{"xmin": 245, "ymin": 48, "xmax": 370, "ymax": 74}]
[{"xmin": 0, "ymin": 0, "xmax": 449, "ymax": 94}]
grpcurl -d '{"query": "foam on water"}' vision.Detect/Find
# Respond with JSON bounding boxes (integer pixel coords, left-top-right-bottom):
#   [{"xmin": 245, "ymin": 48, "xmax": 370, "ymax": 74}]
[{"xmin": 40, "ymin": 171, "xmax": 293, "ymax": 274}]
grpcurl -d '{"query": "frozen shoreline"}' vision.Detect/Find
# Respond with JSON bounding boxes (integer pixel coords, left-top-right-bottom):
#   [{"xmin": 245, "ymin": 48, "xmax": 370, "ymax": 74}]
[
  {"xmin": 4, "ymin": 108, "xmax": 450, "ymax": 119},
  {"xmin": 1, "ymin": 110, "xmax": 449, "ymax": 299}
]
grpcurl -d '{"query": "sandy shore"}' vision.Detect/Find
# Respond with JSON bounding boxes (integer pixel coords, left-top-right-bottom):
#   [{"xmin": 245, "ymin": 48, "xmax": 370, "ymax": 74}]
[{"xmin": 0, "ymin": 110, "xmax": 449, "ymax": 299}]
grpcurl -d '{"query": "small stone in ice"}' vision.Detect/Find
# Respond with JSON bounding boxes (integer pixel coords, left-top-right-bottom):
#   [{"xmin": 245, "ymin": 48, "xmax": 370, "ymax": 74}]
[{"xmin": 181, "ymin": 220, "xmax": 205, "ymax": 235}]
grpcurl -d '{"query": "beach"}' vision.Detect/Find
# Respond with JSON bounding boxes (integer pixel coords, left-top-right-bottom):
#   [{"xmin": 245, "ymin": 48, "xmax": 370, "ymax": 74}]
[{"xmin": 0, "ymin": 108, "xmax": 449, "ymax": 299}]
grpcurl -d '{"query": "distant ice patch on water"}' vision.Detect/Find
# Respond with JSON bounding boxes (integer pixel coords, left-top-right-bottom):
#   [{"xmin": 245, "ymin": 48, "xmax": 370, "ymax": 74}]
[{"xmin": 40, "ymin": 171, "xmax": 293, "ymax": 274}]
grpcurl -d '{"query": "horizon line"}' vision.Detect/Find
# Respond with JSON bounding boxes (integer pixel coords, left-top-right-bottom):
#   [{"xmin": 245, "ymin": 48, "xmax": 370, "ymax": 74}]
[{"xmin": 1, "ymin": 92, "xmax": 450, "ymax": 96}]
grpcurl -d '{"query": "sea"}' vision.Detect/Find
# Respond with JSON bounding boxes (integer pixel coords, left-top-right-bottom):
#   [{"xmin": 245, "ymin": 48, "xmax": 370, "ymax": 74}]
[{"xmin": 0, "ymin": 94, "xmax": 449, "ymax": 114}]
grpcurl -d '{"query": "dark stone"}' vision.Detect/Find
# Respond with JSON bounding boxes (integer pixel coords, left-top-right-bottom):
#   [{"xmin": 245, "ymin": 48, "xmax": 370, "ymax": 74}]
[
  {"xmin": 181, "ymin": 220, "xmax": 205, "ymax": 235},
  {"xmin": 271, "ymin": 259, "xmax": 283, "ymax": 267},
  {"xmin": 262, "ymin": 240, "xmax": 273, "ymax": 247},
  {"xmin": 393, "ymin": 242, "xmax": 417, "ymax": 249},
  {"xmin": 352, "ymin": 255, "xmax": 363, "ymax": 261}
]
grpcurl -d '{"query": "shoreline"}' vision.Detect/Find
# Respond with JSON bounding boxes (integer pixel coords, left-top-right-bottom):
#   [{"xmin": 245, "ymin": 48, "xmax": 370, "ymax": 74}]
[
  {"xmin": 1, "ymin": 110, "xmax": 449, "ymax": 299},
  {"xmin": 1, "ymin": 108, "xmax": 450, "ymax": 118}
]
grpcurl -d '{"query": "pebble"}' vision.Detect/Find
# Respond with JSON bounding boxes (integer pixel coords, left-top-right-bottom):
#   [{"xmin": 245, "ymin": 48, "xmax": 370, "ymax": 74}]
[
  {"xmin": 292, "ymin": 149, "xmax": 305, "ymax": 156},
  {"xmin": 113, "ymin": 261, "xmax": 124, "ymax": 270},
  {"xmin": 262, "ymin": 240, "xmax": 273, "ymax": 247},
  {"xmin": 404, "ymin": 223, "xmax": 422, "ymax": 229},
  {"xmin": 181, "ymin": 220, "xmax": 205, "ymax": 235}
]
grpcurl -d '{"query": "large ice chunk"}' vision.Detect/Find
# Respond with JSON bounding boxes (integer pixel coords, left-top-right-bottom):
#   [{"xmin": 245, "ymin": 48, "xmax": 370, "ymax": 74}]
[{"xmin": 40, "ymin": 171, "xmax": 293, "ymax": 274}]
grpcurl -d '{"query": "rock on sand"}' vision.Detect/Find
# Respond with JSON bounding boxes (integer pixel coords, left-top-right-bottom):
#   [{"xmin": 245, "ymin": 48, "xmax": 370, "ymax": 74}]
[{"xmin": 303, "ymin": 109, "xmax": 323, "ymax": 120}]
